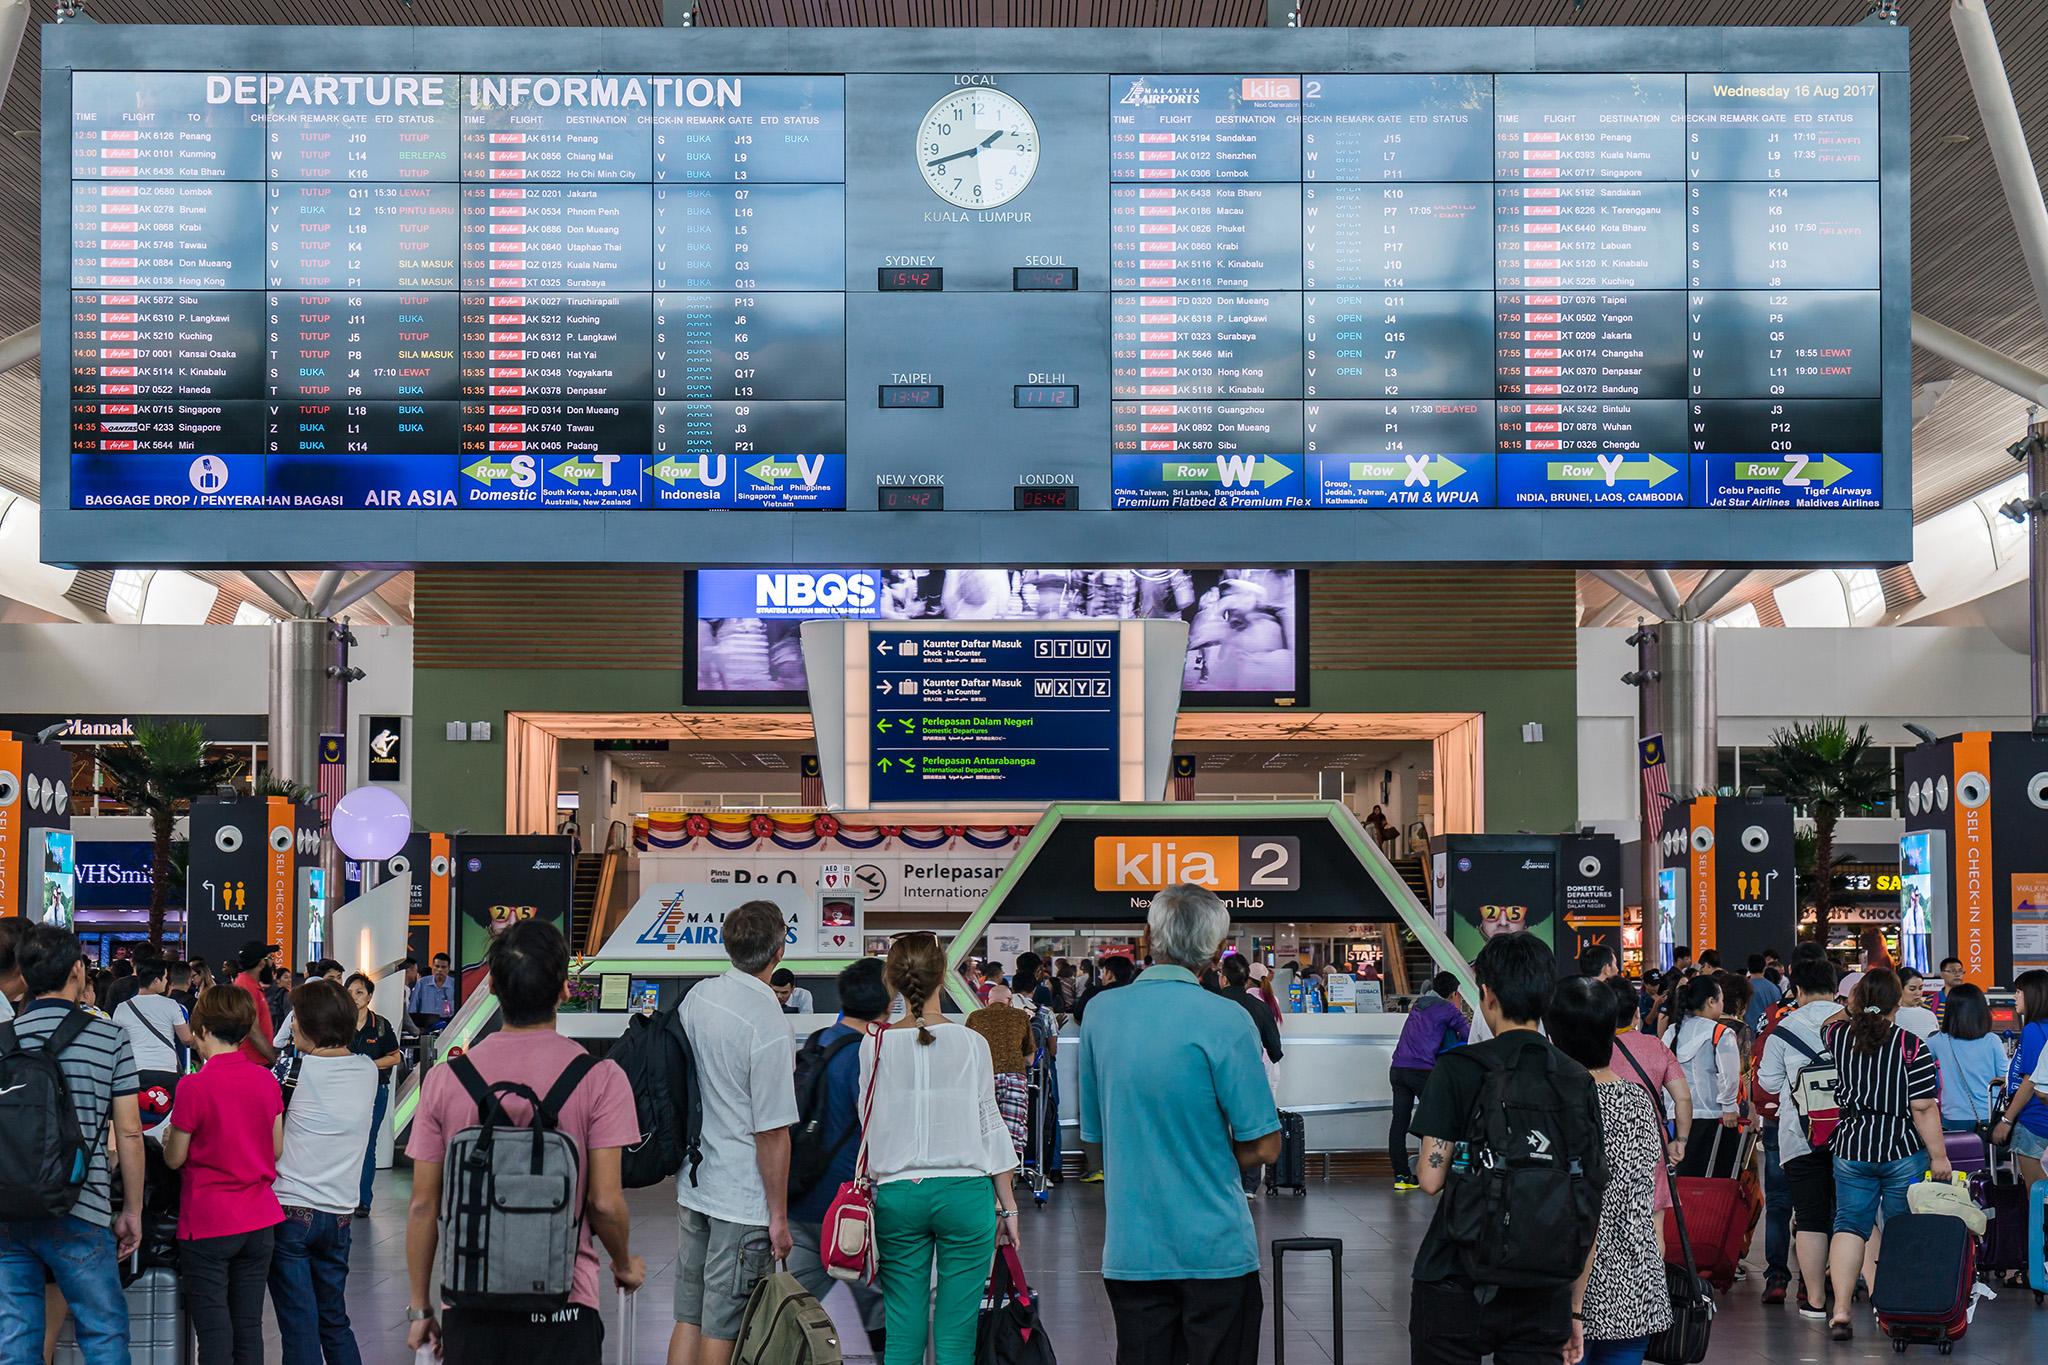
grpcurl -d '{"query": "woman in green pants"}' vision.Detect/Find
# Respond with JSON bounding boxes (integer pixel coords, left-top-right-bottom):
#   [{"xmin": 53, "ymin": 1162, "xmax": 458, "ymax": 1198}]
[{"xmin": 862, "ymin": 933, "xmax": 1022, "ymax": 1365}]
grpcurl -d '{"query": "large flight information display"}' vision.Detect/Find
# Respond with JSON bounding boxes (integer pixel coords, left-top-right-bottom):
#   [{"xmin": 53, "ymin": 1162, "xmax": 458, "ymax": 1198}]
[{"xmin": 42, "ymin": 27, "xmax": 1909, "ymax": 565}]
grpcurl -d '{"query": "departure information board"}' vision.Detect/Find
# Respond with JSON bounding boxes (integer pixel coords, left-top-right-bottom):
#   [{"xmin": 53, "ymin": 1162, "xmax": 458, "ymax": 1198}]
[{"xmin": 42, "ymin": 27, "xmax": 1909, "ymax": 566}]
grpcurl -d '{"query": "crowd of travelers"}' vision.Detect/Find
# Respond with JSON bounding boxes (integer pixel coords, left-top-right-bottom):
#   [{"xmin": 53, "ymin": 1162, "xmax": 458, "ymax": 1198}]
[
  {"xmin": 1389, "ymin": 923, "xmax": 2048, "ymax": 1363},
  {"xmin": 10, "ymin": 887, "xmax": 2048, "ymax": 1365}
]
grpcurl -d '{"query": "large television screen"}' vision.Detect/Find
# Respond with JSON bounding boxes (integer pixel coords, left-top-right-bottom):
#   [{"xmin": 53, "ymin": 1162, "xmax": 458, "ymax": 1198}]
[{"xmin": 688, "ymin": 568, "xmax": 1305, "ymax": 708}]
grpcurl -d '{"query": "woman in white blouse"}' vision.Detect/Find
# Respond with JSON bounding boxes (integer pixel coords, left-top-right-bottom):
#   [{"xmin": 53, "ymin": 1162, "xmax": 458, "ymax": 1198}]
[{"xmin": 863, "ymin": 932, "xmax": 1020, "ymax": 1365}]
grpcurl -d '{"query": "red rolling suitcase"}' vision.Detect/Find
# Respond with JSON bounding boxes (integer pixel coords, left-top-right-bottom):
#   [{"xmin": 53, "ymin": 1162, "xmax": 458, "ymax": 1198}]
[
  {"xmin": 1661, "ymin": 1127, "xmax": 1759, "ymax": 1293},
  {"xmin": 1872, "ymin": 1212, "xmax": 1976, "ymax": 1353}
]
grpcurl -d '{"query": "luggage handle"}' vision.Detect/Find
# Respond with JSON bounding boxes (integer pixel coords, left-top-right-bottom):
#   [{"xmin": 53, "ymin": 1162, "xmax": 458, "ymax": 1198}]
[
  {"xmin": 1271, "ymin": 1237, "xmax": 1343, "ymax": 1365},
  {"xmin": 616, "ymin": 1285, "xmax": 638, "ymax": 1365}
]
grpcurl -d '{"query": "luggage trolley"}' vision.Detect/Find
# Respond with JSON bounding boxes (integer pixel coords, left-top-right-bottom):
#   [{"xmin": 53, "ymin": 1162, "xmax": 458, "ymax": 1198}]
[{"xmin": 1018, "ymin": 1040, "xmax": 1057, "ymax": 1205}]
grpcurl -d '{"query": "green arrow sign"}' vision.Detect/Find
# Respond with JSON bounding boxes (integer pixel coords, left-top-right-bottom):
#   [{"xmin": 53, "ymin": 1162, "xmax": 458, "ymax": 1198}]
[
  {"xmin": 460, "ymin": 456, "xmax": 525, "ymax": 485},
  {"xmin": 876, "ymin": 719, "xmax": 893, "ymax": 734},
  {"xmin": 649, "ymin": 456, "xmax": 712, "ymax": 486},
  {"xmin": 1346, "ymin": 455, "xmax": 1467, "ymax": 486},
  {"xmin": 747, "ymin": 456, "xmax": 805, "ymax": 484},
  {"xmin": 1732, "ymin": 455, "xmax": 1853, "ymax": 488},
  {"xmin": 550, "ymin": 456, "xmax": 611, "ymax": 486},
  {"xmin": 1160, "ymin": 456, "xmax": 1293, "ymax": 489},
  {"xmin": 1544, "ymin": 455, "xmax": 1679, "ymax": 488}
]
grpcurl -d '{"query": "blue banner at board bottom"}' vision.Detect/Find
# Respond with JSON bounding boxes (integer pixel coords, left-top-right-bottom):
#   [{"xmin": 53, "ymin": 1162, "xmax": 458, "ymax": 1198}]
[
  {"xmin": 1693, "ymin": 452, "xmax": 1882, "ymax": 508},
  {"xmin": 1110, "ymin": 453, "xmax": 1311, "ymax": 509},
  {"xmin": 72, "ymin": 453, "xmax": 267, "ymax": 509},
  {"xmin": 1311, "ymin": 452, "xmax": 1497, "ymax": 507}
]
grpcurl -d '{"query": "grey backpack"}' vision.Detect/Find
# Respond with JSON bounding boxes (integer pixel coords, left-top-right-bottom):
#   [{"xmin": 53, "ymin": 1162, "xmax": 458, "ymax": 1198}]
[{"xmin": 437, "ymin": 1052, "xmax": 596, "ymax": 1312}]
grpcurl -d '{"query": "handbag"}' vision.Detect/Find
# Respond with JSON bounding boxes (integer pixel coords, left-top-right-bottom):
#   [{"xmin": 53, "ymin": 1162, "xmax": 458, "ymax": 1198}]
[
  {"xmin": 1616, "ymin": 1040, "xmax": 1717, "ymax": 1365},
  {"xmin": 977, "ymin": 1244, "xmax": 1055, "ymax": 1365},
  {"xmin": 820, "ymin": 1025, "xmax": 884, "ymax": 1284}
]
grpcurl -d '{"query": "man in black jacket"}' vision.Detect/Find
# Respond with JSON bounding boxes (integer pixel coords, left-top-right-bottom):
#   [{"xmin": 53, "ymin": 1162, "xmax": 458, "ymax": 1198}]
[{"xmin": 1408, "ymin": 931, "xmax": 1607, "ymax": 1365}]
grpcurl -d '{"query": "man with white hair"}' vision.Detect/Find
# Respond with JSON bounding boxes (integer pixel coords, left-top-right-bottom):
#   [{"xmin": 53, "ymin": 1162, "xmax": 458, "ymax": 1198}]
[{"xmin": 1079, "ymin": 884, "xmax": 1281, "ymax": 1365}]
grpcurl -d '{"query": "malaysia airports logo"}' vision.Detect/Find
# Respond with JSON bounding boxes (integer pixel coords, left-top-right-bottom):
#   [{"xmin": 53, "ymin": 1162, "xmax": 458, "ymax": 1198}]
[
  {"xmin": 1118, "ymin": 77, "xmax": 1203, "ymax": 107},
  {"xmin": 188, "ymin": 456, "xmax": 230, "ymax": 494},
  {"xmin": 636, "ymin": 892, "xmax": 726, "ymax": 947}
]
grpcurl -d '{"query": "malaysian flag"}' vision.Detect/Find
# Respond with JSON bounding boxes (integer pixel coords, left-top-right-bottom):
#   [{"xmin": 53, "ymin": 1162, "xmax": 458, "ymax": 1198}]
[
  {"xmin": 1639, "ymin": 733, "xmax": 1672, "ymax": 831},
  {"xmin": 317, "ymin": 733, "xmax": 346, "ymax": 823},
  {"xmin": 799, "ymin": 754, "xmax": 823, "ymax": 807},
  {"xmin": 1171, "ymin": 753, "xmax": 1197, "ymax": 801}
]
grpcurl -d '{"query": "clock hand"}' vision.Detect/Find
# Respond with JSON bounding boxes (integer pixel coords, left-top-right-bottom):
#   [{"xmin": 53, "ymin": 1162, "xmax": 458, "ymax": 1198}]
[
  {"xmin": 978, "ymin": 130, "xmax": 1004, "ymax": 148},
  {"xmin": 925, "ymin": 146, "xmax": 980, "ymax": 169}
]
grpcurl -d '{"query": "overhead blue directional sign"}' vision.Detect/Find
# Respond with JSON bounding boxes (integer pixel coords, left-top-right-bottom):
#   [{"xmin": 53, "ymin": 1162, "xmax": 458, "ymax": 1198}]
[{"xmin": 869, "ymin": 629, "xmax": 1120, "ymax": 803}]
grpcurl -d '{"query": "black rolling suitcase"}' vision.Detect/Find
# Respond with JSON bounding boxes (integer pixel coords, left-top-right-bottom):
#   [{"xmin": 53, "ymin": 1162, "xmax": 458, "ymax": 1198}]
[
  {"xmin": 1872, "ymin": 1212, "xmax": 1976, "ymax": 1353},
  {"xmin": 1265, "ymin": 1111, "xmax": 1308, "ymax": 1196},
  {"xmin": 1271, "ymin": 1238, "xmax": 1342, "ymax": 1365}
]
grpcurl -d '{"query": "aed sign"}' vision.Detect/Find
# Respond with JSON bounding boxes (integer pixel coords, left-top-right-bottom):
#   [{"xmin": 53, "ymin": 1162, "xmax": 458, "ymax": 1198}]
[{"xmin": 1092, "ymin": 835, "xmax": 1300, "ymax": 893}]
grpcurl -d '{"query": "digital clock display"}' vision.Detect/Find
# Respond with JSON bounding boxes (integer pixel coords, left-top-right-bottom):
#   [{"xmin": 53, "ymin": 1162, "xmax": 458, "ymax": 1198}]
[
  {"xmin": 1012, "ymin": 266, "xmax": 1078, "ymax": 291},
  {"xmin": 1013, "ymin": 485, "xmax": 1079, "ymax": 510},
  {"xmin": 877, "ymin": 267, "xmax": 943, "ymax": 291},
  {"xmin": 877, "ymin": 486, "xmax": 945, "ymax": 510},
  {"xmin": 1013, "ymin": 384, "xmax": 1079, "ymax": 410},
  {"xmin": 878, "ymin": 385, "xmax": 944, "ymax": 409}
]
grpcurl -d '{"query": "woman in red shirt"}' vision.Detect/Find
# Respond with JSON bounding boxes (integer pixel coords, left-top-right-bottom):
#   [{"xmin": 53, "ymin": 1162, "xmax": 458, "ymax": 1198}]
[{"xmin": 164, "ymin": 986, "xmax": 285, "ymax": 1365}]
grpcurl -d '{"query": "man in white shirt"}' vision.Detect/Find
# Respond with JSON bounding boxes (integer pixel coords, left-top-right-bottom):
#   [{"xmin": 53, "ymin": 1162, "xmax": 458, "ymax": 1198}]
[
  {"xmin": 769, "ymin": 968, "xmax": 814, "ymax": 1014},
  {"xmin": 1758, "ymin": 957, "xmax": 1844, "ymax": 1319},
  {"xmin": 670, "ymin": 901, "xmax": 800, "ymax": 1365},
  {"xmin": 114, "ymin": 959, "xmax": 194, "ymax": 1129}
]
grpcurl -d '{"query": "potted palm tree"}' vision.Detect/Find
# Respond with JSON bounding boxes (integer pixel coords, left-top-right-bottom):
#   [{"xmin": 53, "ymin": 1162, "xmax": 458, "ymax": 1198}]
[
  {"xmin": 1753, "ymin": 718, "xmax": 1893, "ymax": 946},
  {"xmin": 95, "ymin": 720, "xmax": 247, "ymax": 950}
]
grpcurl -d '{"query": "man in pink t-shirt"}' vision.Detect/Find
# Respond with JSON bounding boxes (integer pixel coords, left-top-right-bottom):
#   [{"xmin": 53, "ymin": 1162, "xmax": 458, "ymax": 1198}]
[{"xmin": 405, "ymin": 919, "xmax": 645, "ymax": 1365}]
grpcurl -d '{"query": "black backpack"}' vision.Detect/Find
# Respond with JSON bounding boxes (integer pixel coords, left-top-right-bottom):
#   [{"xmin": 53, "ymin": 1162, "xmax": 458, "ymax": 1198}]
[
  {"xmin": 1437, "ymin": 1038, "xmax": 1606, "ymax": 1291},
  {"xmin": 0, "ymin": 1010, "xmax": 97, "ymax": 1220},
  {"xmin": 607, "ymin": 1004, "xmax": 704, "ymax": 1189},
  {"xmin": 787, "ymin": 1027, "xmax": 863, "ymax": 1200}
]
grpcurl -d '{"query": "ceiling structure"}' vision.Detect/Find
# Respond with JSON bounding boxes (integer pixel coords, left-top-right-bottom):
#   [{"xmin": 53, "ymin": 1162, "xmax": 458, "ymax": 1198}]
[{"xmin": 1, "ymin": 0, "xmax": 2044, "ymax": 627}]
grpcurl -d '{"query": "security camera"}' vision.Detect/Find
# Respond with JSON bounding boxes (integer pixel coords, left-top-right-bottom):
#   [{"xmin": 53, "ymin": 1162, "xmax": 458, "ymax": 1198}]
[{"xmin": 1903, "ymin": 723, "xmax": 1938, "ymax": 747}]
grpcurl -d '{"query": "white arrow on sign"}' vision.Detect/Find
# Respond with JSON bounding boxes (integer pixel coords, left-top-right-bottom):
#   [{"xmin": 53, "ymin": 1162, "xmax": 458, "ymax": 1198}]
[
  {"xmin": 877, "ymin": 641, "xmax": 894, "ymax": 655},
  {"xmin": 878, "ymin": 679, "xmax": 894, "ymax": 695}
]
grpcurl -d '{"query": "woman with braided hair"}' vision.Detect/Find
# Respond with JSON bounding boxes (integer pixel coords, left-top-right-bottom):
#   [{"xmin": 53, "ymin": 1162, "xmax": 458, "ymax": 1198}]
[{"xmin": 860, "ymin": 933, "xmax": 1021, "ymax": 1365}]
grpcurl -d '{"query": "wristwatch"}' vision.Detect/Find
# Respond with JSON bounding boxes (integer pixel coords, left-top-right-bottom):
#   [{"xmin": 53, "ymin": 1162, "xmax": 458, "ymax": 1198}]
[
  {"xmin": 406, "ymin": 1309, "xmax": 434, "ymax": 1323},
  {"xmin": 996, "ymin": 1208, "xmax": 1018, "ymax": 1220}
]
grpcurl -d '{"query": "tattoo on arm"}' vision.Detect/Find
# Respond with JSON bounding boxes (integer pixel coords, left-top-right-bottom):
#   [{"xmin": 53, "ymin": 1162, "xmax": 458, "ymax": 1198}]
[{"xmin": 1428, "ymin": 1149, "xmax": 1445, "ymax": 1169}]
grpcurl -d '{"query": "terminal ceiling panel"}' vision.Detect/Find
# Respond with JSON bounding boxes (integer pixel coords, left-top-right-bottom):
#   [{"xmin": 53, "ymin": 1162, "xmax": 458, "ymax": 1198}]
[{"xmin": 39, "ymin": 25, "xmax": 1910, "ymax": 566}]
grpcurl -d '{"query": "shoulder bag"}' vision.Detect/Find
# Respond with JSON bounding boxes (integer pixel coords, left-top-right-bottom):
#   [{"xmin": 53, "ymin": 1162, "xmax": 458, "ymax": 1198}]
[
  {"xmin": 1616, "ymin": 1040, "xmax": 1716, "ymax": 1364},
  {"xmin": 821, "ymin": 1026, "xmax": 885, "ymax": 1284},
  {"xmin": 977, "ymin": 1244, "xmax": 1055, "ymax": 1365}
]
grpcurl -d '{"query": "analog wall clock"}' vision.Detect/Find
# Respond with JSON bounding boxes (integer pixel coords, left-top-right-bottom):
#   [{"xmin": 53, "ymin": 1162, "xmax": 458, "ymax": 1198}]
[{"xmin": 917, "ymin": 88, "xmax": 1040, "ymax": 210}]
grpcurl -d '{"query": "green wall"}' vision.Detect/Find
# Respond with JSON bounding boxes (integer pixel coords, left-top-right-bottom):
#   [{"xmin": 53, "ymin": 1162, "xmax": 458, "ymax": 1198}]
[
  {"xmin": 413, "ymin": 660, "xmax": 1579, "ymax": 838},
  {"xmin": 412, "ymin": 668, "xmax": 681, "ymax": 835},
  {"xmin": 1311, "ymin": 667, "xmax": 1580, "ymax": 835}
]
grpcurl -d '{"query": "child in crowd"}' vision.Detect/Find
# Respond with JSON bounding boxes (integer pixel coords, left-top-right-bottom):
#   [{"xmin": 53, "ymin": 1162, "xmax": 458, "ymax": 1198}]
[
  {"xmin": 269, "ymin": 979, "xmax": 377, "ymax": 1365},
  {"xmin": 164, "ymin": 985, "xmax": 287, "ymax": 1365}
]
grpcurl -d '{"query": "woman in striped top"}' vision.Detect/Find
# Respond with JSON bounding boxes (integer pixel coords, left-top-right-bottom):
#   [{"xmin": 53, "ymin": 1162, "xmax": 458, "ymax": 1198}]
[{"xmin": 1820, "ymin": 968, "xmax": 1950, "ymax": 1341}]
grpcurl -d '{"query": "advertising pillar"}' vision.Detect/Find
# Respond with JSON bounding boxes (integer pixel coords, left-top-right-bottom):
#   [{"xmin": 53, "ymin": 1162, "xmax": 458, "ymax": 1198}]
[
  {"xmin": 0, "ymin": 734, "xmax": 75, "ymax": 923},
  {"xmin": 452, "ymin": 835, "xmax": 574, "ymax": 999},
  {"xmin": 1430, "ymin": 834, "xmax": 1561, "ymax": 961}
]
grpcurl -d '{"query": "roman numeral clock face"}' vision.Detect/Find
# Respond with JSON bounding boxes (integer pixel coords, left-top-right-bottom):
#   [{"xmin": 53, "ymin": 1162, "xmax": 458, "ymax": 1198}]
[{"xmin": 917, "ymin": 88, "xmax": 1039, "ymax": 210}]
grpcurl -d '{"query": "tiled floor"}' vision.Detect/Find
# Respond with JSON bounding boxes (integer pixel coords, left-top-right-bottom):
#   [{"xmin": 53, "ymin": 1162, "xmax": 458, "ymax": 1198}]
[{"xmin": 261, "ymin": 1170, "xmax": 2048, "ymax": 1363}]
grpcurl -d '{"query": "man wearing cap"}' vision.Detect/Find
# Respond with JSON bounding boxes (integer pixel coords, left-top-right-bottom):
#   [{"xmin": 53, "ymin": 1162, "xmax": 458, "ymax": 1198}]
[{"xmin": 232, "ymin": 939, "xmax": 279, "ymax": 1065}]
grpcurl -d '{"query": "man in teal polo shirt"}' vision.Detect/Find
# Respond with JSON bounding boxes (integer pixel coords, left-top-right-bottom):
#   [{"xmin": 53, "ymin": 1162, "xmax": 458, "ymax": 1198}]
[{"xmin": 1080, "ymin": 884, "xmax": 1282, "ymax": 1365}]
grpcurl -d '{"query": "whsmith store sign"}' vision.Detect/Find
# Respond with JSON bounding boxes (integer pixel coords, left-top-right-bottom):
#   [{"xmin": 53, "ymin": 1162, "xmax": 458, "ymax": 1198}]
[{"xmin": 0, "ymin": 714, "xmax": 267, "ymax": 743}]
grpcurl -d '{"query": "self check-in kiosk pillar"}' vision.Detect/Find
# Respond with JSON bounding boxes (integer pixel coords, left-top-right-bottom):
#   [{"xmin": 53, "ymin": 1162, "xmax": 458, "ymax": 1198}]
[
  {"xmin": 1, "ymin": 733, "xmax": 76, "ymax": 923},
  {"xmin": 1901, "ymin": 731, "xmax": 2048, "ymax": 988},
  {"xmin": 1659, "ymin": 795, "xmax": 1796, "ymax": 968},
  {"xmin": 186, "ymin": 795, "xmax": 324, "ymax": 969}
]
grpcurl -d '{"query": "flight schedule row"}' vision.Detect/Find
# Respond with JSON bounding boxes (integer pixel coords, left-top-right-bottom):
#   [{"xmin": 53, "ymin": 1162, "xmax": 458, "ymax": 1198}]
[
  {"xmin": 69, "ymin": 291, "xmax": 842, "ymax": 402},
  {"xmin": 69, "ymin": 399, "xmax": 847, "ymax": 510},
  {"xmin": 1109, "ymin": 290, "xmax": 1879, "ymax": 400},
  {"xmin": 70, "ymin": 72, "xmax": 845, "ymax": 183},
  {"xmin": 1110, "ymin": 72, "xmax": 1879, "ymax": 183},
  {"xmin": 1108, "ymin": 397, "xmax": 1881, "ymax": 509},
  {"xmin": 1107, "ymin": 180, "xmax": 1877, "ymax": 292},
  {"xmin": 70, "ymin": 182, "xmax": 845, "ymax": 292}
]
